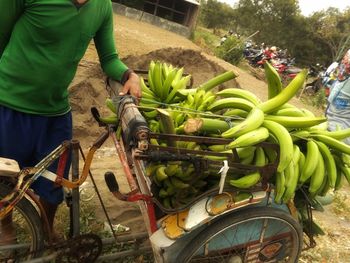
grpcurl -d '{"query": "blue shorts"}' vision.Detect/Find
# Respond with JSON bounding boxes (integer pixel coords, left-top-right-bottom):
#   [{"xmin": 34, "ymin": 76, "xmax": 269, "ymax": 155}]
[{"xmin": 0, "ymin": 105, "xmax": 72, "ymax": 204}]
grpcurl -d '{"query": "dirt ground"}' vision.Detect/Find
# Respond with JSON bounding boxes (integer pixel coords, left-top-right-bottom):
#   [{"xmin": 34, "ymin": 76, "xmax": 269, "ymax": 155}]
[{"xmin": 67, "ymin": 14, "xmax": 350, "ymax": 262}]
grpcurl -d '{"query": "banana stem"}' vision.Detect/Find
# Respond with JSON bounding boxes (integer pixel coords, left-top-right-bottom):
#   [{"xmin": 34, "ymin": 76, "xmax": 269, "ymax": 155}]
[
  {"xmin": 158, "ymin": 108, "xmax": 176, "ymax": 147},
  {"xmin": 184, "ymin": 118, "xmax": 230, "ymax": 134}
]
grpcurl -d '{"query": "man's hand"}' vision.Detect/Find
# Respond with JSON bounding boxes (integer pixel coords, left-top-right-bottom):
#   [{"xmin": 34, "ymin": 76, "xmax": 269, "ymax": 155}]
[{"xmin": 119, "ymin": 72, "xmax": 142, "ymax": 99}]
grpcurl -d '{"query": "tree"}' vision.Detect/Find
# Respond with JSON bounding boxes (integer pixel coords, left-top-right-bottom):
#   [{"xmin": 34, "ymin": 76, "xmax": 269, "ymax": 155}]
[
  {"xmin": 199, "ymin": 0, "xmax": 235, "ymax": 30},
  {"xmin": 309, "ymin": 8, "xmax": 350, "ymax": 62},
  {"xmin": 198, "ymin": 0, "xmax": 350, "ymax": 67}
]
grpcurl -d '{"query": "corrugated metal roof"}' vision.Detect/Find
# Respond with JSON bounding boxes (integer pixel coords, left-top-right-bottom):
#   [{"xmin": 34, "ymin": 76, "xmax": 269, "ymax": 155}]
[{"xmin": 184, "ymin": 0, "xmax": 200, "ymax": 6}]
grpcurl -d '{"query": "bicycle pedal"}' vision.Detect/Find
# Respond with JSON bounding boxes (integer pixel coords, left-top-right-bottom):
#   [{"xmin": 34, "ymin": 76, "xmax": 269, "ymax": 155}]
[{"xmin": 104, "ymin": 171, "xmax": 119, "ymax": 192}]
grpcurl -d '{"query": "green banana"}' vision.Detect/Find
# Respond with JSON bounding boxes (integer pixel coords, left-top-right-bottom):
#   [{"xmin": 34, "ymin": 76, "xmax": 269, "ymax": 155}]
[
  {"xmin": 312, "ymin": 134, "xmax": 350, "ymax": 155},
  {"xmin": 309, "ymin": 152, "xmax": 325, "ymax": 195},
  {"xmin": 207, "ymin": 97, "xmax": 255, "ymax": 112},
  {"xmin": 153, "ymin": 61, "xmax": 163, "ymax": 98},
  {"xmin": 227, "ymin": 127, "xmax": 269, "ymax": 149},
  {"xmin": 197, "ymin": 71, "xmax": 237, "ymax": 92},
  {"xmin": 170, "ymin": 177, "xmax": 190, "ymax": 189},
  {"xmin": 208, "ymin": 144, "xmax": 228, "ymax": 152},
  {"xmin": 166, "ymin": 75, "xmax": 191, "ymax": 103},
  {"xmin": 140, "ymin": 76, "xmax": 156, "ymax": 97},
  {"xmin": 258, "ymin": 69, "xmax": 308, "ymax": 113},
  {"xmin": 105, "ymin": 98, "xmax": 117, "ymax": 114},
  {"xmin": 299, "ymin": 140, "xmax": 319, "ymax": 184},
  {"xmin": 198, "ymin": 95, "xmax": 216, "ymax": 112},
  {"xmin": 263, "ymin": 145, "xmax": 277, "ymax": 163},
  {"xmin": 291, "ymin": 130, "xmax": 310, "ymax": 142},
  {"xmin": 308, "ymin": 122, "xmax": 328, "ymax": 131},
  {"xmin": 223, "ymin": 109, "xmax": 249, "ymax": 118},
  {"xmin": 142, "ymin": 109, "xmax": 158, "ymax": 119},
  {"xmin": 317, "ymin": 176, "xmax": 330, "ymax": 197},
  {"xmin": 254, "ymin": 147, "xmax": 267, "ymax": 166},
  {"xmin": 159, "ymin": 188, "xmax": 169, "ymax": 198},
  {"xmin": 229, "ymin": 172, "xmax": 261, "ymax": 189},
  {"xmin": 274, "ymin": 171, "xmax": 286, "ymax": 203},
  {"xmin": 162, "ymin": 197, "xmax": 171, "ymax": 209},
  {"xmin": 148, "ymin": 120, "xmax": 160, "ymax": 132},
  {"xmin": 333, "ymin": 155, "xmax": 350, "ymax": 185},
  {"xmin": 334, "ymin": 164, "xmax": 343, "ymax": 191},
  {"xmin": 240, "ymin": 153, "xmax": 255, "ymax": 165},
  {"xmin": 176, "ymin": 88, "xmax": 196, "ymax": 99},
  {"xmin": 282, "ymin": 145, "xmax": 300, "ymax": 203},
  {"xmin": 310, "ymin": 128, "xmax": 350, "ymax": 140},
  {"xmin": 166, "ymin": 185, "xmax": 176, "ymax": 196},
  {"xmin": 315, "ymin": 141, "xmax": 337, "ymax": 188},
  {"xmin": 162, "ymin": 62, "xmax": 169, "ymax": 78},
  {"xmin": 165, "ymin": 163, "xmax": 180, "ymax": 177},
  {"xmin": 155, "ymin": 166, "xmax": 168, "ymax": 182},
  {"xmin": 141, "ymin": 91, "xmax": 157, "ymax": 100},
  {"xmin": 139, "ymin": 99, "xmax": 159, "ymax": 108},
  {"xmin": 186, "ymin": 93, "xmax": 195, "ymax": 106},
  {"xmin": 300, "ymin": 108, "xmax": 316, "ymax": 118},
  {"xmin": 237, "ymin": 146, "xmax": 256, "ymax": 160},
  {"xmin": 148, "ymin": 60, "xmax": 156, "ymax": 92},
  {"xmin": 150, "ymin": 138, "xmax": 159, "ymax": 145},
  {"xmin": 273, "ymin": 108, "xmax": 306, "ymax": 117},
  {"xmin": 172, "ymin": 67, "xmax": 184, "ymax": 87},
  {"xmin": 193, "ymin": 89, "xmax": 206, "ymax": 109},
  {"xmin": 98, "ymin": 114, "xmax": 118, "ymax": 124},
  {"xmin": 145, "ymin": 164, "xmax": 162, "ymax": 177},
  {"xmin": 216, "ymin": 88, "xmax": 261, "ymax": 105},
  {"xmin": 298, "ymin": 151, "xmax": 306, "ymax": 176},
  {"xmin": 262, "ymin": 120, "xmax": 293, "ymax": 173},
  {"xmin": 264, "ymin": 61, "xmax": 282, "ymax": 99},
  {"xmin": 221, "ymin": 107, "xmax": 264, "ymax": 138},
  {"xmin": 185, "ymin": 141, "xmax": 198, "ymax": 150},
  {"xmin": 264, "ymin": 115, "xmax": 327, "ymax": 128}
]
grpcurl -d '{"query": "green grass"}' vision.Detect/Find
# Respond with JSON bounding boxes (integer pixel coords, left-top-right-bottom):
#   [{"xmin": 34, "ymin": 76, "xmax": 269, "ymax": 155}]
[
  {"xmin": 191, "ymin": 27, "xmax": 221, "ymax": 54},
  {"xmin": 55, "ymin": 200, "xmax": 109, "ymax": 240}
]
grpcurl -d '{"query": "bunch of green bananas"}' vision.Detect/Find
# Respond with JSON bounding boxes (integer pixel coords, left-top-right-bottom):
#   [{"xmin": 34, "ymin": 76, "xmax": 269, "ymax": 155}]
[
  {"xmin": 197, "ymin": 62, "xmax": 350, "ymax": 205},
  {"xmin": 139, "ymin": 60, "xmax": 192, "ymax": 120},
  {"xmin": 146, "ymin": 161, "xmax": 213, "ymax": 209},
  {"xmin": 100, "ymin": 60, "xmax": 350, "ymax": 211}
]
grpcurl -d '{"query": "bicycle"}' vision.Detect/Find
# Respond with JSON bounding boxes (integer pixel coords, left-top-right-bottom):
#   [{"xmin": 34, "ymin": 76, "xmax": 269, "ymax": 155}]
[{"xmin": 0, "ymin": 79, "xmax": 310, "ymax": 263}]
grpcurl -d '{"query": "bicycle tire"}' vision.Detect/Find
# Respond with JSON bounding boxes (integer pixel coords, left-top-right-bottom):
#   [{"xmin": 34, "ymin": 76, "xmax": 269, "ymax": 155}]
[
  {"xmin": 0, "ymin": 180, "xmax": 45, "ymax": 261},
  {"xmin": 177, "ymin": 206, "xmax": 303, "ymax": 263}
]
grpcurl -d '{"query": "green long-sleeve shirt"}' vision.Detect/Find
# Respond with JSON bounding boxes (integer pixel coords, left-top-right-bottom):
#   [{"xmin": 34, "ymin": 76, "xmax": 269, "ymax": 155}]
[{"xmin": 0, "ymin": 0, "xmax": 128, "ymax": 115}]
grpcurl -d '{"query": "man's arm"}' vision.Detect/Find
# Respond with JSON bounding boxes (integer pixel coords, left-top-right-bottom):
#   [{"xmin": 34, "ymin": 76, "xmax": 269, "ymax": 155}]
[
  {"xmin": 94, "ymin": 3, "xmax": 141, "ymax": 95},
  {"xmin": 0, "ymin": 0, "xmax": 25, "ymax": 56}
]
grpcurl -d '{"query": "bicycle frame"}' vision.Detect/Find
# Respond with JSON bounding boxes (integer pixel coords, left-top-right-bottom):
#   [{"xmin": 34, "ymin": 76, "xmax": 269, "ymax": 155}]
[{"xmin": 0, "ymin": 82, "xmax": 312, "ymax": 262}]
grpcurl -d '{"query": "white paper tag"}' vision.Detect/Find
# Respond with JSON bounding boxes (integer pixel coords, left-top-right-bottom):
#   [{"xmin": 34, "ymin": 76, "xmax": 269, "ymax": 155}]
[{"xmin": 218, "ymin": 160, "xmax": 229, "ymax": 194}]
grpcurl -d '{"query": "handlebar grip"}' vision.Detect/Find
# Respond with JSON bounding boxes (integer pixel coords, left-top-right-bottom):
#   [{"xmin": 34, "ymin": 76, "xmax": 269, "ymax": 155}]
[
  {"xmin": 104, "ymin": 171, "xmax": 119, "ymax": 193},
  {"xmin": 106, "ymin": 78, "xmax": 150, "ymax": 149}
]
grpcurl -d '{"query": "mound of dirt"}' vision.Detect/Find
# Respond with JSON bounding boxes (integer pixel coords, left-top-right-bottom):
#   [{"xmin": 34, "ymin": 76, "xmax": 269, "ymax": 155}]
[
  {"xmin": 123, "ymin": 47, "xmax": 239, "ymax": 89},
  {"xmin": 70, "ymin": 47, "xmax": 240, "ymax": 144}
]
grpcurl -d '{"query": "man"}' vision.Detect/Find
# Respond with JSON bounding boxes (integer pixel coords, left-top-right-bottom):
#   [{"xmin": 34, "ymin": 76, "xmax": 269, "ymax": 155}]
[
  {"xmin": 326, "ymin": 49, "xmax": 350, "ymax": 144},
  {"xmin": 0, "ymin": 0, "xmax": 141, "ymax": 244}
]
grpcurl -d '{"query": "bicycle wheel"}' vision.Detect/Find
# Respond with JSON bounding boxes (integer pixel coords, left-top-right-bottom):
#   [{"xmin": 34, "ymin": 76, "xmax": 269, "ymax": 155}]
[
  {"xmin": 0, "ymin": 180, "xmax": 45, "ymax": 261},
  {"xmin": 178, "ymin": 206, "xmax": 302, "ymax": 263}
]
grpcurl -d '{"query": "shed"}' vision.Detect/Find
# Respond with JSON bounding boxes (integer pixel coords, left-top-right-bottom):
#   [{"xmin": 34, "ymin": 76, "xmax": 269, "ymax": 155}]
[{"xmin": 113, "ymin": 0, "xmax": 200, "ymax": 33}]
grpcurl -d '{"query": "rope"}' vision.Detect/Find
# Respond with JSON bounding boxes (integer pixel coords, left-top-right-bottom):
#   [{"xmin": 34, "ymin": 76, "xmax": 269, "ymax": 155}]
[{"xmin": 137, "ymin": 97, "xmax": 245, "ymax": 121}]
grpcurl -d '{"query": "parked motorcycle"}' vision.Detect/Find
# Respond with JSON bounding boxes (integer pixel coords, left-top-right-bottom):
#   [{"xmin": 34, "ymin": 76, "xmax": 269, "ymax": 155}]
[{"xmin": 304, "ymin": 62, "xmax": 337, "ymax": 96}]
